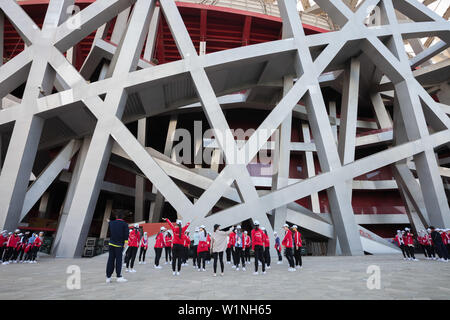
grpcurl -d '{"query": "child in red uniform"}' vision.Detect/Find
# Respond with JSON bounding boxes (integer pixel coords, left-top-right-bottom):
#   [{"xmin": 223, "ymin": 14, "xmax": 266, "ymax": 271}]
[
  {"xmin": 138, "ymin": 232, "xmax": 149, "ymax": 265},
  {"xmin": 197, "ymin": 226, "xmax": 208, "ymax": 271},
  {"xmin": 282, "ymin": 224, "xmax": 295, "ymax": 271},
  {"xmin": 244, "ymin": 231, "xmax": 251, "ymax": 263},
  {"xmin": 0, "ymin": 230, "xmax": 8, "ymax": 263},
  {"xmin": 182, "ymin": 231, "xmax": 191, "ymax": 266},
  {"xmin": 3, "ymin": 230, "xmax": 20, "ymax": 264},
  {"xmin": 404, "ymin": 228, "xmax": 418, "ymax": 261},
  {"xmin": 226, "ymin": 230, "xmax": 236, "ymax": 265},
  {"xmin": 163, "ymin": 218, "xmax": 191, "ymax": 276},
  {"xmin": 164, "ymin": 231, "xmax": 172, "ymax": 264},
  {"xmin": 31, "ymin": 232, "xmax": 43, "ymax": 263},
  {"xmin": 125, "ymin": 224, "xmax": 140, "ymax": 272},
  {"xmin": 292, "ymin": 225, "xmax": 303, "ymax": 268},
  {"xmin": 261, "ymin": 227, "xmax": 271, "ymax": 269},
  {"xmin": 154, "ymin": 227, "xmax": 165, "ymax": 268},
  {"xmin": 206, "ymin": 232, "xmax": 212, "ymax": 265},
  {"xmin": 251, "ymin": 220, "xmax": 265, "ymax": 275}
]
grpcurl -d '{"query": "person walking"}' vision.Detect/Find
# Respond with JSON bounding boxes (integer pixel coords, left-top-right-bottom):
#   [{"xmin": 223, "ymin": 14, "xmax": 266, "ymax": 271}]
[
  {"xmin": 251, "ymin": 221, "xmax": 265, "ymax": 275},
  {"xmin": 163, "ymin": 218, "xmax": 191, "ymax": 276},
  {"xmin": 197, "ymin": 225, "xmax": 208, "ymax": 272},
  {"xmin": 192, "ymin": 228, "xmax": 200, "ymax": 268},
  {"xmin": 138, "ymin": 232, "xmax": 149, "ymax": 264},
  {"xmin": 154, "ymin": 227, "xmax": 166, "ymax": 269},
  {"xmin": 125, "ymin": 224, "xmax": 140, "ymax": 272},
  {"xmin": 226, "ymin": 229, "xmax": 236, "ymax": 265},
  {"xmin": 292, "ymin": 225, "xmax": 303, "ymax": 268},
  {"xmin": 431, "ymin": 227, "xmax": 448, "ymax": 262},
  {"xmin": 106, "ymin": 209, "xmax": 129, "ymax": 283},
  {"xmin": 210, "ymin": 224, "xmax": 235, "ymax": 276},
  {"xmin": 274, "ymin": 232, "xmax": 282, "ymax": 264},
  {"xmin": 164, "ymin": 231, "xmax": 173, "ymax": 264},
  {"xmin": 233, "ymin": 225, "xmax": 246, "ymax": 271},
  {"xmin": 394, "ymin": 230, "xmax": 409, "ymax": 260},
  {"xmin": 282, "ymin": 224, "xmax": 295, "ymax": 271},
  {"xmin": 244, "ymin": 231, "xmax": 251, "ymax": 263},
  {"xmin": 262, "ymin": 227, "xmax": 271, "ymax": 269},
  {"xmin": 404, "ymin": 228, "xmax": 418, "ymax": 261}
]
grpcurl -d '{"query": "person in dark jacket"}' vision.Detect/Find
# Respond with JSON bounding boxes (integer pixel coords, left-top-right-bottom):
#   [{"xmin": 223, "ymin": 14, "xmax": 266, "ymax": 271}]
[
  {"xmin": 106, "ymin": 209, "xmax": 130, "ymax": 283},
  {"xmin": 430, "ymin": 226, "xmax": 449, "ymax": 262}
]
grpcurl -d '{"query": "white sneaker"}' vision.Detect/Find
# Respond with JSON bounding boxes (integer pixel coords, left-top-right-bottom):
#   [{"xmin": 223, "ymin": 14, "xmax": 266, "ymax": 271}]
[
  {"xmin": 198, "ymin": 268, "xmax": 201, "ymax": 272},
  {"xmin": 277, "ymin": 261, "xmax": 282, "ymax": 264},
  {"xmin": 131, "ymin": 269, "xmax": 137, "ymax": 273},
  {"xmin": 117, "ymin": 277, "xmax": 128, "ymax": 283},
  {"xmin": 106, "ymin": 277, "xmax": 111, "ymax": 283},
  {"xmin": 242, "ymin": 267, "xmax": 246, "ymax": 271},
  {"xmin": 143, "ymin": 261, "xmax": 146, "ymax": 264},
  {"xmin": 207, "ymin": 261, "xmax": 210, "ymax": 264},
  {"xmin": 157, "ymin": 266, "xmax": 162, "ymax": 269},
  {"xmin": 413, "ymin": 258, "xmax": 419, "ymax": 261},
  {"xmin": 202, "ymin": 268, "xmax": 206, "ymax": 272},
  {"xmin": 139, "ymin": 262, "xmax": 142, "ymax": 265},
  {"xmin": 125, "ymin": 268, "xmax": 130, "ymax": 272},
  {"xmin": 2, "ymin": 262, "xmax": 8, "ymax": 265},
  {"xmin": 173, "ymin": 272, "xmax": 176, "ymax": 276},
  {"xmin": 32, "ymin": 261, "xmax": 37, "ymax": 264},
  {"xmin": 220, "ymin": 273, "xmax": 224, "ymax": 276},
  {"xmin": 444, "ymin": 259, "xmax": 449, "ymax": 263},
  {"xmin": 232, "ymin": 265, "xmax": 236, "ymax": 269},
  {"xmin": 267, "ymin": 266, "xmax": 271, "ymax": 269},
  {"xmin": 213, "ymin": 273, "xmax": 217, "ymax": 277},
  {"xmin": 236, "ymin": 267, "xmax": 239, "ymax": 271},
  {"xmin": 13, "ymin": 260, "xmax": 17, "ymax": 264},
  {"xmin": 299, "ymin": 266, "xmax": 303, "ymax": 269},
  {"xmin": 253, "ymin": 272, "xmax": 258, "ymax": 275},
  {"xmin": 176, "ymin": 272, "xmax": 180, "ymax": 276},
  {"xmin": 154, "ymin": 265, "xmax": 158, "ymax": 269},
  {"xmin": 262, "ymin": 271, "xmax": 266, "ymax": 275},
  {"xmin": 123, "ymin": 263, "xmax": 126, "ymax": 266},
  {"xmin": 165, "ymin": 262, "xmax": 168, "ymax": 265},
  {"xmin": 226, "ymin": 261, "xmax": 230, "ymax": 264},
  {"xmin": 258, "ymin": 262, "xmax": 262, "ymax": 266}
]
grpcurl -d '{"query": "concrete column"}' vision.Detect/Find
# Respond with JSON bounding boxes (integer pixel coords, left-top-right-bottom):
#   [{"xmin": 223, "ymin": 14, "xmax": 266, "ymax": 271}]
[
  {"xmin": 272, "ymin": 76, "xmax": 293, "ymax": 235},
  {"xmin": 199, "ymin": 41, "xmax": 206, "ymax": 56},
  {"xmin": 38, "ymin": 192, "xmax": 50, "ymax": 219},
  {"xmin": 134, "ymin": 118, "xmax": 146, "ymax": 222},
  {"xmin": 143, "ymin": 7, "xmax": 160, "ymax": 61},
  {"xmin": 301, "ymin": 122, "xmax": 320, "ymax": 213},
  {"xmin": 370, "ymin": 92, "xmax": 392, "ymax": 129},
  {"xmin": 100, "ymin": 199, "xmax": 113, "ymax": 238},
  {"xmin": 329, "ymin": 101, "xmax": 338, "ymax": 142},
  {"xmin": 110, "ymin": 8, "xmax": 131, "ymax": 45}
]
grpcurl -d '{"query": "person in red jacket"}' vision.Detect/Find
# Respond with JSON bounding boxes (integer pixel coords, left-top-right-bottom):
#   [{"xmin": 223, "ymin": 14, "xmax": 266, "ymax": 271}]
[
  {"xmin": 138, "ymin": 232, "xmax": 149, "ymax": 265},
  {"xmin": 261, "ymin": 227, "xmax": 271, "ymax": 269},
  {"xmin": 417, "ymin": 230, "xmax": 430, "ymax": 260},
  {"xmin": 244, "ymin": 231, "xmax": 251, "ymax": 263},
  {"xmin": 154, "ymin": 227, "xmax": 166, "ymax": 269},
  {"xmin": 446, "ymin": 229, "xmax": 450, "ymax": 256},
  {"xmin": 282, "ymin": 224, "xmax": 295, "ymax": 271},
  {"xmin": 31, "ymin": 231, "xmax": 44, "ymax": 263},
  {"xmin": 197, "ymin": 226, "xmax": 209, "ymax": 271},
  {"xmin": 425, "ymin": 228, "xmax": 437, "ymax": 260},
  {"xmin": 3, "ymin": 230, "xmax": 20, "ymax": 264},
  {"xmin": 394, "ymin": 230, "xmax": 409, "ymax": 260},
  {"xmin": 163, "ymin": 218, "xmax": 191, "ymax": 276},
  {"xmin": 0, "ymin": 230, "xmax": 8, "ymax": 263},
  {"xmin": 164, "ymin": 231, "xmax": 173, "ymax": 264},
  {"xmin": 292, "ymin": 225, "xmax": 303, "ymax": 268},
  {"xmin": 226, "ymin": 230, "xmax": 236, "ymax": 265},
  {"xmin": 404, "ymin": 228, "xmax": 418, "ymax": 261},
  {"xmin": 251, "ymin": 220, "xmax": 265, "ymax": 275},
  {"xmin": 125, "ymin": 224, "xmax": 140, "ymax": 272},
  {"xmin": 206, "ymin": 232, "xmax": 212, "ymax": 265},
  {"xmin": 182, "ymin": 231, "xmax": 191, "ymax": 266}
]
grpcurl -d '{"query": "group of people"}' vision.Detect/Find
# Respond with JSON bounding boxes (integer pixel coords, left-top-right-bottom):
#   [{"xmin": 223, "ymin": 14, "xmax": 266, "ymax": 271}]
[
  {"xmin": 394, "ymin": 226, "xmax": 449, "ymax": 262},
  {"xmin": 105, "ymin": 209, "xmax": 306, "ymax": 283},
  {"xmin": 0, "ymin": 229, "xmax": 44, "ymax": 265}
]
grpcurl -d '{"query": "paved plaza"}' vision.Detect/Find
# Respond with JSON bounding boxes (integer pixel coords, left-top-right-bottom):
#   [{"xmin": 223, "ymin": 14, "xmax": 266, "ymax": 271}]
[{"xmin": 0, "ymin": 253, "xmax": 449, "ymax": 300}]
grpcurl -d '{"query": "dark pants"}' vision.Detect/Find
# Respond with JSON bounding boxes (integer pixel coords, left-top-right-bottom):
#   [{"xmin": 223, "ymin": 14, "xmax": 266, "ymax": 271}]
[
  {"xmin": 264, "ymin": 247, "xmax": 271, "ymax": 267},
  {"xmin": 254, "ymin": 245, "xmax": 265, "ymax": 272},
  {"xmin": 3, "ymin": 247, "xmax": 14, "ymax": 261},
  {"xmin": 31, "ymin": 246, "xmax": 39, "ymax": 261},
  {"xmin": 276, "ymin": 248, "xmax": 282, "ymax": 261},
  {"xmin": 198, "ymin": 251, "xmax": 207, "ymax": 269},
  {"xmin": 245, "ymin": 247, "xmax": 250, "ymax": 262},
  {"xmin": 234, "ymin": 247, "xmax": 245, "ymax": 267},
  {"xmin": 183, "ymin": 247, "xmax": 189, "ymax": 263},
  {"xmin": 154, "ymin": 247, "xmax": 163, "ymax": 266},
  {"xmin": 407, "ymin": 245, "xmax": 416, "ymax": 259},
  {"xmin": 284, "ymin": 247, "xmax": 294, "ymax": 268},
  {"xmin": 400, "ymin": 244, "xmax": 410, "ymax": 258},
  {"xmin": 426, "ymin": 245, "xmax": 436, "ymax": 258},
  {"xmin": 436, "ymin": 243, "xmax": 449, "ymax": 260},
  {"xmin": 212, "ymin": 251, "xmax": 224, "ymax": 274},
  {"xmin": 165, "ymin": 247, "xmax": 172, "ymax": 262},
  {"xmin": 294, "ymin": 248, "xmax": 302, "ymax": 266},
  {"xmin": 139, "ymin": 247, "xmax": 147, "ymax": 262},
  {"xmin": 12, "ymin": 248, "xmax": 19, "ymax": 261},
  {"xmin": 126, "ymin": 246, "xmax": 138, "ymax": 268},
  {"xmin": 226, "ymin": 247, "xmax": 232, "ymax": 262},
  {"xmin": 18, "ymin": 248, "xmax": 25, "ymax": 261},
  {"xmin": 192, "ymin": 245, "xmax": 198, "ymax": 266},
  {"xmin": 106, "ymin": 245, "xmax": 124, "ymax": 278},
  {"xmin": 420, "ymin": 244, "xmax": 429, "ymax": 258},
  {"xmin": 172, "ymin": 244, "xmax": 184, "ymax": 272},
  {"xmin": 0, "ymin": 246, "xmax": 5, "ymax": 261}
]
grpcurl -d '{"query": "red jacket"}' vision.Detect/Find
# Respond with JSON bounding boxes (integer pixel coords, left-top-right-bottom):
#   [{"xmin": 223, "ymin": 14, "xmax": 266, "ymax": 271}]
[
  {"xmin": 164, "ymin": 235, "xmax": 172, "ymax": 247},
  {"xmin": 197, "ymin": 240, "xmax": 209, "ymax": 253},
  {"xmin": 0, "ymin": 235, "xmax": 7, "ymax": 247},
  {"xmin": 227, "ymin": 232, "xmax": 236, "ymax": 248},
  {"xmin": 442, "ymin": 232, "xmax": 449, "ymax": 245},
  {"xmin": 404, "ymin": 232, "xmax": 414, "ymax": 246},
  {"xmin": 263, "ymin": 233, "xmax": 270, "ymax": 247},
  {"xmin": 206, "ymin": 234, "xmax": 211, "ymax": 249},
  {"xmin": 394, "ymin": 234, "xmax": 404, "ymax": 246},
  {"xmin": 166, "ymin": 220, "xmax": 190, "ymax": 246},
  {"xmin": 33, "ymin": 236, "xmax": 43, "ymax": 248},
  {"xmin": 244, "ymin": 234, "xmax": 251, "ymax": 248},
  {"xmin": 140, "ymin": 237, "xmax": 148, "ymax": 249},
  {"xmin": 128, "ymin": 229, "xmax": 140, "ymax": 247},
  {"xmin": 426, "ymin": 234, "xmax": 433, "ymax": 246},
  {"xmin": 24, "ymin": 243, "xmax": 33, "ymax": 253},
  {"xmin": 7, "ymin": 235, "xmax": 20, "ymax": 248},
  {"xmin": 154, "ymin": 233, "xmax": 165, "ymax": 248},
  {"xmin": 294, "ymin": 231, "xmax": 302, "ymax": 247},
  {"xmin": 282, "ymin": 230, "xmax": 293, "ymax": 248},
  {"xmin": 183, "ymin": 234, "xmax": 190, "ymax": 248},
  {"xmin": 251, "ymin": 228, "xmax": 264, "ymax": 250}
]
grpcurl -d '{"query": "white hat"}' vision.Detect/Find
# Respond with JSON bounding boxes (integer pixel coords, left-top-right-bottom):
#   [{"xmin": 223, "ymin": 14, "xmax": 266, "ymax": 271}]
[
  {"xmin": 396, "ymin": 230, "xmax": 401, "ymax": 233},
  {"xmin": 195, "ymin": 227, "xmax": 199, "ymax": 232},
  {"xmin": 160, "ymin": 226, "xmax": 166, "ymax": 231},
  {"xmin": 274, "ymin": 232, "xmax": 277, "ymax": 235},
  {"xmin": 283, "ymin": 224, "xmax": 289, "ymax": 228},
  {"xmin": 144, "ymin": 232, "xmax": 148, "ymax": 235},
  {"xmin": 8, "ymin": 232, "xmax": 12, "ymax": 235},
  {"xmin": 244, "ymin": 231, "xmax": 248, "ymax": 234},
  {"xmin": 427, "ymin": 228, "xmax": 431, "ymax": 232},
  {"xmin": 292, "ymin": 225, "xmax": 298, "ymax": 229},
  {"xmin": 236, "ymin": 225, "xmax": 241, "ymax": 229},
  {"xmin": 254, "ymin": 220, "xmax": 260, "ymax": 226},
  {"xmin": 404, "ymin": 227, "xmax": 410, "ymax": 231},
  {"xmin": 134, "ymin": 223, "xmax": 139, "ymax": 228},
  {"xmin": 261, "ymin": 227, "xmax": 266, "ymax": 231},
  {"xmin": 200, "ymin": 225, "xmax": 206, "ymax": 229},
  {"xmin": 18, "ymin": 233, "xmax": 23, "ymax": 236},
  {"xmin": 176, "ymin": 219, "xmax": 182, "ymax": 225},
  {"xmin": 1, "ymin": 230, "xmax": 6, "ymax": 234},
  {"xmin": 14, "ymin": 229, "xmax": 20, "ymax": 233}
]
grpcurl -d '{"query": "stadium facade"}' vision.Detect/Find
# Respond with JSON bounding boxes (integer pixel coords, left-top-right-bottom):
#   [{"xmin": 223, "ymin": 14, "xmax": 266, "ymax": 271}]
[{"xmin": 0, "ymin": 0, "xmax": 449, "ymax": 257}]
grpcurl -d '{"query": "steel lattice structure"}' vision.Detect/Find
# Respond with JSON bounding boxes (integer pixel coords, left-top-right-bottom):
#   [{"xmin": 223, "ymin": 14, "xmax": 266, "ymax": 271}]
[{"xmin": 0, "ymin": 0, "xmax": 449, "ymax": 257}]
